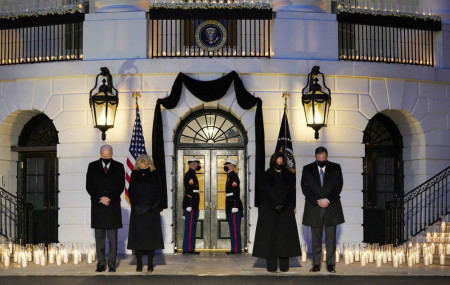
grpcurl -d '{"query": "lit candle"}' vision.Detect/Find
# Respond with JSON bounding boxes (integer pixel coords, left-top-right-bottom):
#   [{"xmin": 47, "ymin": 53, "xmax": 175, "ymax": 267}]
[
  {"xmin": 63, "ymin": 250, "xmax": 69, "ymax": 263},
  {"xmin": 349, "ymin": 251, "xmax": 354, "ymax": 264},
  {"xmin": 87, "ymin": 251, "xmax": 93, "ymax": 264},
  {"xmin": 21, "ymin": 254, "xmax": 28, "ymax": 268},
  {"xmin": 335, "ymin": 250, "xmax": 340, "ymax": 263},
  {"xmin": 393, "ymin": 254, "xmax": 398, "ymax": 267},
  {"xmin": 361, "ymin": 254, "xmax": 366, "ymax": 266},
  {"xmin": 49, "ymin": 250, "xmax": 54, "ymax": 264},
  {"xmin": 429, "ymin": 253, "xmax": 434, "ymax": 265},
  {"xmin": 73, "ymin": 250, "xmax": 79, "ymax": 265},
  {"xmin": 407, "ymin": 254, "xmax": 413, "ymax": 267},
  {"xmin": 446, "ymin": 243, "xmax": 450, "ymax": 255},
  {"xmin": 56, "ymin": 254, "xmax": 62, "ymax": 266},
  {"xmin": 376, "ymin": 254, "xmax": 382, "ymax": 267},
  {"xmin": 323, "ymin": 250, "xmax": 327, "ymax": 262},
  {"xmin": 3, "ymin": 253, "xmax": 10, "ymax": 267},
  {"xmin": 355, "ymin": 251, "xmax": 360, "ymax": 262},
  {"xmin": 13, "ymin": 251, "xmax": 18, "ymax": 263},
  {"xmin": 424, "ymin": 254, "xmax": 429, "ymax": 266},
  {"xmin": 344, "ymin": 252, "xmax": 350, "ymax": 265},
  {"xmin": 387, "ymin": 251, "xmax": 392, "ymax": 262},
  {"xmin": 433, "ymin": 233, "xmax": 438, "ymax": 243},
  {"xmin": 440, "ymin": 233, "xmax": 446, "ymax": 244},
  {"xmin": 440, "ymin": 254, "xmax": 445, "ymax": 265},
  {"xmin": 368, "ymin": 251, "xmax": 374, "ymax": 263},
  {"xmin": 382, "ymin": 252, "xmax": 387, "ymax": 264},
  {"xmin": 441, "ymin": 222, "xmax": 446, "ymax": 233},
  {"xmin": 40, "ymin": 254, "xmax": 46, "ymax": 266},
  {"xmin": 426, "ymin": 233, "xmax": 431, "ymax": 243}
]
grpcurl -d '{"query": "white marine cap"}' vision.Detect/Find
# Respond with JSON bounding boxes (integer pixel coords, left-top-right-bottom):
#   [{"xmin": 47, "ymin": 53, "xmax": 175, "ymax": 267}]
[
  {"xmin": 224, "ymin": 158, "xmax": 237, "ymax": 165},
  {"xmin": 188, "ymin": 158, "xmax": 201, "ymax": 164}
]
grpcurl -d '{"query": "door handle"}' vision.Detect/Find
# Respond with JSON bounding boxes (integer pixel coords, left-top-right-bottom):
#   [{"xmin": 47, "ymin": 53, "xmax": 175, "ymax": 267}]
[{"xmin": 212, "ymin": 203, "xmax": 216, "ymax": 210}]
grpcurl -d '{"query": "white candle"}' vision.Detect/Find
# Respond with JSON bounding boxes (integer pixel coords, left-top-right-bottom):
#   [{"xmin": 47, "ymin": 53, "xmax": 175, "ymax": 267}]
[
  {"xmin": 344, "ymin": 252, "xmax": 350, "ymax": 265},
  {"xmin": 429, "ymin": 253, "xmax": 433, "ymax": 265},
  {"xmin": 440, "ymin": 234, "xmax": 446, "ymax": 244},
  {"xmin": 393, "ymin": 254, "xmax": 398, "ymax": 267},
  {"xmin": 387, "ymin": 251, "xmax": 392, "ymax": 262},
  {"xmin": 415, "ymin": 252, "xmax": 420, "ymax": 263},
  {"xmin": 56, "ymin": 254, "xmax": 62, "ymax": 266},
  {"xmin": 368, "ymin": 251, "xmax": 374, "ymax": 263},
  {"xmin": 21, "ymin": 254, "xmax": 28, "ymax": 268},
  {"xmin": 382, "ymin": 252, "xmax": 387, "ymax": 263},
  {"xmin": 407, "ymin": 254, "xmax": 413, "ymax": 267},
  {"xmin": 27, "ymin": 251, "xmax": 32, "ymax": 262},
  {"xmin": 63, "ymin": 251, "xmax": 69, "ymax": 263},
  {"xmin": 49, "ymin": 251, "xmax": 54, "ymax": 264},
  {"xmin": 441, "ymin": 222, "xmax": 446, "ymax": 233},
  {"xmin": 361, "ymin": 254, "xmax": 366, "ymax": 266},
  {"xmin": 3, "ymin": 253, "xmax": 10, "ymax": 267},
  {"xmin": 335, "ymin": 250, "xmax": 340, "ymax": 263},
  {"xmin": 433, "ymin": 233, "xmax": 438, "ymax": 243},
  {"xmin": 446, "ymin": 243, "xmax": 450, "ymax": 255},
  {"xmin": 40, "ymin": 255, "xmax": 46, "ymax": 266},
  {"xmin": 34, "ymin": 252, "xmax": 40, "ymax": 265},
  {"xmin": 73, "ymin": 251, "xmax": 79, "ymax": 265},
  {"xmin": 376, "ymin": 254, "xmax": 382, "ymax": 267},
  {"xmin": 440, "ymin": 254, "xmax": 445, "ymax": 265},
  {"xmin": 424, "ymin": 254, "xmax": 430, "ymax": 266},
  {"xmin": 426, "ymin": 233, "xmax": 431, "ymax": 243},
  {"xmin": 349, "ymin": 251, "xmax": 354, "ymax": 263},
  {"xmin": 323, "ymin": 250, "xmax": 327, "ymax": 261},
  {"xmin": 355, "ymin": 250, "xmax": 360, "ymax": 262},
  {"xmin": 87, "ymin": 252, "xmax": 93, "ymax": 264},
  {"xmin": 13, "ymin": 252, "xmax": 18, "ymax": 263}
]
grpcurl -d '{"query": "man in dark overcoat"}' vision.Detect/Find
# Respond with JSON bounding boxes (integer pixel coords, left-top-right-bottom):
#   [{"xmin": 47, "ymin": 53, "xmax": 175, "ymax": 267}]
[
  {"xmin": 86, "ymin": 144, "xmax": 125, "ymax": 272},
  {"xmin": 301, "ymin": 146, "xmax": 344, "ymax": 273}
]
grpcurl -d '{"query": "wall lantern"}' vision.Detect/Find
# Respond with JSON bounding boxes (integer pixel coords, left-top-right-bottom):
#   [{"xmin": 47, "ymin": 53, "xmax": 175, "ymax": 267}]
[
  {"xmin": 301, "ymin": 66, "xmax": 331, "ymax": 140},
  {"xmin": 89, "ymin": 67, "xmax": 119, "ymax": 141}
]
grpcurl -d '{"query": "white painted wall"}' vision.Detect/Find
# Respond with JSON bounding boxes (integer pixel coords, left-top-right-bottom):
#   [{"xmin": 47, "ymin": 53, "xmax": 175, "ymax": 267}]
[{"xmin": 0, "ymin": 9, "xmax": 449, "ymax": 253}]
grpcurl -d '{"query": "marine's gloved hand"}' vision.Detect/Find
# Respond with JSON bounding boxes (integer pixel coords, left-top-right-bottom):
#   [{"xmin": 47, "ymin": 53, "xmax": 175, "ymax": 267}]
[
  {"xmin": 186, "ymin": 207, "xmax": 192, "ymax": 212},
  {"xmin": 275, "ymin": 205, "xmax": 284, "ymax": 213},
  {"xmin": 231, "ymin": 208, "xmax": 238, "ymax": 213}
]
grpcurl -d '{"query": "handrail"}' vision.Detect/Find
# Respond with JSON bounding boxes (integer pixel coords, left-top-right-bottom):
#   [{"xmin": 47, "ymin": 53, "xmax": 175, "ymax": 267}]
[
  {"xmin": 385, "ymin": 166, "xmax": 450, "ymax": 245},
  {"xmin": 0, "ymin": 186, "xmax": 33, "ymax": 244}
]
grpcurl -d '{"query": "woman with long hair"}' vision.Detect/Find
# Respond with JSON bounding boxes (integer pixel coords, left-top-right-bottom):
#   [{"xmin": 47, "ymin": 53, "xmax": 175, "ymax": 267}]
[{"xmin": 127, "ymin": 154, "xmax": 164, "ymax": 272}]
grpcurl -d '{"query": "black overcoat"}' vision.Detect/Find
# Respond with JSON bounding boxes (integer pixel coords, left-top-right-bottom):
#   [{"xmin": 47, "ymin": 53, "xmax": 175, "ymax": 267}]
[
  {"xmin": 252, "ymin": 168, "xmax": 301, "ymax": 258},
  {"xmin": 127, "ymin": 169, "xmax": 164, "ymax": 251},
  {"xmin": 86, "ymin": 159, "xmax": 125, "ymax": 229},
  {"xmin": 301, "ymin": 161, "xmax": 345, "ymax": 227},
  {"xmin": 182, "ymin": 168, "xmax": 200, "ymax": 210}
]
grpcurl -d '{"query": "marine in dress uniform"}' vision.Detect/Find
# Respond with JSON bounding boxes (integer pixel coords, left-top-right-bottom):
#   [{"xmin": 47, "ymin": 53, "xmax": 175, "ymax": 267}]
[
  {"xmin": 182, "ymin": 158, "xmax": 201, "ymax": 254},
  {"xmin": 224, "ymin": 158, "xmax": 244, "ymax": 254}
]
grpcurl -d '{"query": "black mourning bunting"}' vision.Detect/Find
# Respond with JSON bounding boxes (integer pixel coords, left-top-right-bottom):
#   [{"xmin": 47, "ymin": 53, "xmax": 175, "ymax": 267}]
[{"xmin": 152, "ymin": 71, "xmax": 265, "ymax": 209}]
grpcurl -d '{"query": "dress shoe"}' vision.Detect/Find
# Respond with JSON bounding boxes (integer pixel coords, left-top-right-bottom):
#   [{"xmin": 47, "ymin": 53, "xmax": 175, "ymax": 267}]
[
  {"xmin": 309, "ymin": 265, "xmax": 321, "ymax": 272},
  {"xmin": 280, "ymin": 269, "xmax": 289, "ymax": 272},
  {"xmin": 136, "ymin": 265, "xmax": 143, "ymax": 272},
  {"xmin": 108, "ymin": 267, "xmax": 116, "ymax": 272},
  {"xmin": 326, "ymin": 265, "xmax": 336, "ymax": 273},
  {"xmin": 95, "ymin": 266, "xmax": 106, "ymax": 273},
  {"xmin": 226, "ymin": 251, "xmax": 234, "ymax": 255},
  {"xmin": 267, "ymin": 269, "xmax": 277, "ymax": 273},
  {"xmin": 148, "ymin": 265, "xmax": 154, "ymax": 272},
  {"xmin": 191, "ymin": 251, "xmax": 200, "ymax": 254}
]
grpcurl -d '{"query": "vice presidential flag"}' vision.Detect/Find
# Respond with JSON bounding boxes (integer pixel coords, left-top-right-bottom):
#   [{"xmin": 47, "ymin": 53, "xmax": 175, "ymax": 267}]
[
  {"xmin": 125, "ymin": 104, "xmax": 147, "ymax": 205},
  {"xmin": 275, "ymin": 108, "xmax": 296, "ymax": 172}
]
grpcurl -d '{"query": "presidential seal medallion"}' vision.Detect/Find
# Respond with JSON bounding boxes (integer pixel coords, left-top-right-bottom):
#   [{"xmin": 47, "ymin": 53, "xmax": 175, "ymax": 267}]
[{"xmin": 195, "ymin": 20, "xmax": 227, "ymax": 52}]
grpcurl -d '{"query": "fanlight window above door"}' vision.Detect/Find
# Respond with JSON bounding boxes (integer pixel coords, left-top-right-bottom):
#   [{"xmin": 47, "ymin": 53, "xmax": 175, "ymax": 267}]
[{"xmin": 179, "ymin": 112, "xmax": 243, "ymax": 144}]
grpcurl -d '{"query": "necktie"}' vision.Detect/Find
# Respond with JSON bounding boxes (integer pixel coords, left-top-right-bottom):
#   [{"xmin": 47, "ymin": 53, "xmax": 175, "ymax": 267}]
[
  {"xmin": 319, "ymin": 168, "xmax": 324, "ymax": 187},
  {"xmin": 104, "ymin": 166, "xmax": 108, "ymax": 174}
]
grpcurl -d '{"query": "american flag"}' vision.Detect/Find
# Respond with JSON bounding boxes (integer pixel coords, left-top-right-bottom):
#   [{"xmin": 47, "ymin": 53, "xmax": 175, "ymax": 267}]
[{"xmin": 125, "ymin": 104, "xmax": 147, "ymax": 205}]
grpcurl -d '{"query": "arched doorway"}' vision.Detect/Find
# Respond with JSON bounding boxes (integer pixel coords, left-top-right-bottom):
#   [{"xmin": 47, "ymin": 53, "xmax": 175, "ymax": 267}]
[
  {"xmin": 14, "ymin": 113, "xmax": 59, "ymax": 244},
  {"xmin": 362, "ymin": 113, "xmax": 404, "ymax": 244},
  {"xmin": 174, "ymin": 109, "xmax": 248, "ymax": 252}
]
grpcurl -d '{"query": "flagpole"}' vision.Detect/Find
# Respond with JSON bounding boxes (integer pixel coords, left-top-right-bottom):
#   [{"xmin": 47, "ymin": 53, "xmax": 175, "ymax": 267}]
[
  {"xmin": 282, "ymin": 92, "xmax": 290, "ymax": 152},
  {"xmin": 132, "ymin": 91, "xmax": 141, "ymax": 109}
]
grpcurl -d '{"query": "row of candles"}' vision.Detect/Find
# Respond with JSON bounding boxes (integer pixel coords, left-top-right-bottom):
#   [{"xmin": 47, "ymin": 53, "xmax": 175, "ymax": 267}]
[
  {"xmin": 0, "ymin": 242, "xmax": 96, "ymax": 268},
  {"xmin": 338, "ymin": 0, "xmax": 435, "ymax": 16}
]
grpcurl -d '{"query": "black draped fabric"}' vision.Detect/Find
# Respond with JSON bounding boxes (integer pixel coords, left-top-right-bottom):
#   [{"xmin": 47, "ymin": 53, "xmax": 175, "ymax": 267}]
[{"xmin": 152, "ymin": 71, "xmax": 265, "ymax": 208}]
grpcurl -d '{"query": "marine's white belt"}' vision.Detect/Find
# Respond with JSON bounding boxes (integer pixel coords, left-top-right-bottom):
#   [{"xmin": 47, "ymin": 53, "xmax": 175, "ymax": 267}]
[{"xmin": 226, "ymin": 193, "xmax": 233, "ymax": 197}]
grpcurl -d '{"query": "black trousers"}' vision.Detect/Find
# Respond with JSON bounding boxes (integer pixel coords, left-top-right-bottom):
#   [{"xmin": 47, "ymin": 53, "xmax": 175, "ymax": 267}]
[
  {"xmin": 311, "ymin": 213, "xmax": 336, "ymax": 267},
  {"xmin": 266, "ymin": 223, "xmax": 289, "ymax": 271},
  {"xmin": 136, "ymin": 250, "xmax": 155, "ymax": 266},
  {"xmin": 95, "ymin": 228, "xmax": 118, "ymax": 268}
]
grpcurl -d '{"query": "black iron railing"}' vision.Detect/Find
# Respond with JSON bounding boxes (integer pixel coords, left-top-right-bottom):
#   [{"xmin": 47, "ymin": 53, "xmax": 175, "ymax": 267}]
[
  {"xmin": 0, "ymin": 186, "xmax": 33, "ymax": 244},
  {"xmin": 0, "ymin": 13, "xmax": 84, "ymax": 65},
  {"xmin": 337, "ymin": 12, "xmax": 440, "ymax": 66},
  {"xmin": 385, "ymin": 166, "xmax": 450, "ymax": 245},
  {"xmin": 148, "ymin": 8, "xmax": 272, "ymax": 58}
]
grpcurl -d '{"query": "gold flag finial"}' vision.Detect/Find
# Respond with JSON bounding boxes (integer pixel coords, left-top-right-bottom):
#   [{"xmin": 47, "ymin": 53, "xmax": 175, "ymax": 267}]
[
  {"xmin": 132, "ymin": 91, "xmax": 141, "ymax": 105},
  {"xmin": 282, "ymin": 91, "xmax": 290, "ymax": 114}
]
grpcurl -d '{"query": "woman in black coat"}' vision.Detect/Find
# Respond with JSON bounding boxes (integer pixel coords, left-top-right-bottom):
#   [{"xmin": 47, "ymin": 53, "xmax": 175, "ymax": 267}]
[
  {"xmin": 252, "ymin": 152, "xmax": 301, "ymax": 272},
  {"xmin": 127, "ymin": 155, "xmax": 164, "ymax": 272}
]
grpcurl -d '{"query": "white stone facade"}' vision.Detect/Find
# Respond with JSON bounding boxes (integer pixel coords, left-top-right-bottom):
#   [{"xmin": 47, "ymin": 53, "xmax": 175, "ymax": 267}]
[{"xmin": 0, "ymin": 7, "xmax": 449, "ymax": 254}]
